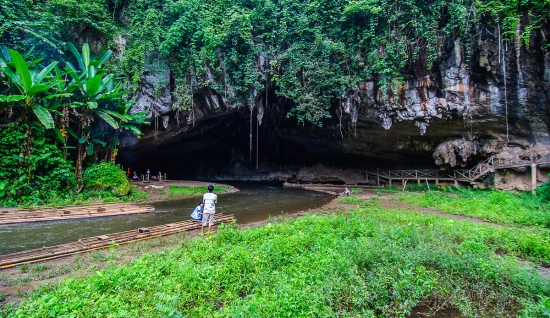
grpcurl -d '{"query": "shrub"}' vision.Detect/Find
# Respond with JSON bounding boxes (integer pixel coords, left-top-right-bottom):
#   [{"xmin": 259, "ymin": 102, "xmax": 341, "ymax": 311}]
[
  {"xmin": 82, "ymin": 162, "xmax": 130, "ymax": 196},
  {"xmin": 0, "ymin": 124, "xmax": 74, "ymax": 206}
]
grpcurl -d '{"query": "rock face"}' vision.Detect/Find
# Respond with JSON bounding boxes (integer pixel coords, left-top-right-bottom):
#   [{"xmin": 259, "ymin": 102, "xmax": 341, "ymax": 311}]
[
  {"xmin": 120, "ymin": 27, "xmax": 550, "ymax": 188},
  {"xmin": 132, "ymin": 54, "xmax": 172, "ymax": 125}
]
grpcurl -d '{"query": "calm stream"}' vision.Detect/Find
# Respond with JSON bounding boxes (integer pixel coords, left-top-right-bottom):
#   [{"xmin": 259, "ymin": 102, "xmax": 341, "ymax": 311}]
[{"xmin": 0, "ymin": 184, "xmax": 333, "ymax": 255}]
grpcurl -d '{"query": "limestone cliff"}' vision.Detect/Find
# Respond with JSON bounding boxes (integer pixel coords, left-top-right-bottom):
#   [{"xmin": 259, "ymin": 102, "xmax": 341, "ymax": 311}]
[{"xmin": 121, "ymin": 25, "xmax": 550, "ymax": 188}]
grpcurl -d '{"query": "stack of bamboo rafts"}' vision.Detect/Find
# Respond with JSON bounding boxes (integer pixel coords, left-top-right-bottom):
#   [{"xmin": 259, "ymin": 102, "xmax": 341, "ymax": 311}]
[
  {"xmin": 0, "ymin": 203, "xmax": 155, "ymax": 225},
  {"xmin": 0, "ymin": 214, "xmax": 235, "ymax": 269}
]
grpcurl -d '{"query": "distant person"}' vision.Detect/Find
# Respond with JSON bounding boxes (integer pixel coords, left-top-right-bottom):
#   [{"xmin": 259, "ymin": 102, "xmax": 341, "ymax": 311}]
[
  {"xmin": 132, "ymin": 172, "xmax": 138, "ymax": 181},
  {"xmin": 343, "ymin": 187, "xmax": 351, "ymax": 196},
  {"xmin": 200, "ymin": 184, "xmax": 217, "ymax": 235},
  {"xmin": 190, "ymin": 202, "xmax": 204, "ymax": 221}
]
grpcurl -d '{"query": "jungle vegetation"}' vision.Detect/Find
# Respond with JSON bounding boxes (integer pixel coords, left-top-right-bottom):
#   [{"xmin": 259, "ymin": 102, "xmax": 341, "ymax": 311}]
[{"xmin": 1, "ymin": 0, "xmax": 549, "ymax": 205}]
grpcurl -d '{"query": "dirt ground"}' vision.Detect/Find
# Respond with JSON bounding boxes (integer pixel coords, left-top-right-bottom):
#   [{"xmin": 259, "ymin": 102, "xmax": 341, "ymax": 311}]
[{"xmin": 1, "ymin": 188, "xmax": 548, "ymax": 310}]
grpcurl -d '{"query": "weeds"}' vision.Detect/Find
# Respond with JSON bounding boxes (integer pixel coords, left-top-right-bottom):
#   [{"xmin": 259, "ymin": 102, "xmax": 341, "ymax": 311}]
[
  {"xmin": 16, "ymin": 264, "xmax": 28, "ymax": 273},
  {"xmin": 335, "ymin": 196, "xmax": 362, "ymax": 204}
]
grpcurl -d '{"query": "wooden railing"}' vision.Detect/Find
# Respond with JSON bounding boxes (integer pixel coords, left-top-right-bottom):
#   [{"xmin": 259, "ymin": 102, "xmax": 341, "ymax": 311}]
[{"xmin": 348, "ymin": 154, "xmax": 550, "ymax": 184}]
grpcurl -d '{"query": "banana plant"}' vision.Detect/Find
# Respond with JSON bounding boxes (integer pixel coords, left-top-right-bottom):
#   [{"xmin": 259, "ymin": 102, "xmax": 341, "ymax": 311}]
[
  {"xmin": 64, "ymin": 43, "xmax": 134, "ymax": 182},
  {"xmin": 0, "ymin": 47, "xmax": 70, "ymax": 129}
]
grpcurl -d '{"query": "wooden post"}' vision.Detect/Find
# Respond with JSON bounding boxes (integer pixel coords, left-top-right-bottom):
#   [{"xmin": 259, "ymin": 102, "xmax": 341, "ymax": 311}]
[
  {"xmin": 389, "ymin": 178, "xmax": 392, "ymax": 187},
  {"xmin": 164, "ymin": 173, "xmax": 167, "ymax": 181},
  {"xmin": 531, "ymin": 163, "xmax": 537, "ymax": 194},
  {"xmin": 453, "ymin": 171, "xmax": 457, "ymax": 186},
  {"xmin": 377, "ymin": 169, "xmax": 380, "ymax": 187},
  {"xmin": 435, "ymin": 170, "xmax": 439, "ymax": 186}
]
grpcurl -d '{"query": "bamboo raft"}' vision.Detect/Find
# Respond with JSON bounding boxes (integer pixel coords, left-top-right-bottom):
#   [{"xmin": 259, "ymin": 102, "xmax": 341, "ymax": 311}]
[
  {"xmin": 0, "ymin": 214, "xmax": 235, "ymax": 269},
  {"xmin": 0, "ymin": 203, "xmax": 155, "ymax": 225}
]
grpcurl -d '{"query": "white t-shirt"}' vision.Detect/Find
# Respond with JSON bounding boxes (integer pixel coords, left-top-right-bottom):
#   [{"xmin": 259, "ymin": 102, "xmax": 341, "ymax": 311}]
[{"xmin": 202, "ymin": 193, "xmax": 217, "ymax": 214}]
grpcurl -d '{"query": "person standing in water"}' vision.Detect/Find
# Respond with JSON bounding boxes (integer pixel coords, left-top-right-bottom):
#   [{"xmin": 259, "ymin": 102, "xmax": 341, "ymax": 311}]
[{"xmin": 201, "ymin": 184, "xmax": 217, "ymax": 235}]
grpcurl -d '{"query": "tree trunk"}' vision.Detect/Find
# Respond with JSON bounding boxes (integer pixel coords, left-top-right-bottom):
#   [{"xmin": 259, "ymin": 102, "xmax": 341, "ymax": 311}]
[{"xmin": 249, "ymin": 108, "xmax": 253, "ymax": 164}]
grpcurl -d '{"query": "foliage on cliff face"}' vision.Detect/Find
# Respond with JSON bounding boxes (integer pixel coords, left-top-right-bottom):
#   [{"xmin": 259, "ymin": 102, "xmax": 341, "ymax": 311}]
[{"xmin": 2, "ymin": 0, "xmax": 548, "ymax": 126}]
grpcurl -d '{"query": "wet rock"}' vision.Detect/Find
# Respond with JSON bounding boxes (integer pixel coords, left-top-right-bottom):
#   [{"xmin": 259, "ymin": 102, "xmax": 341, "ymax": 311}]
[{"xmin": 433, "ymin": 139, "xmax": 478, "ymax": 168}]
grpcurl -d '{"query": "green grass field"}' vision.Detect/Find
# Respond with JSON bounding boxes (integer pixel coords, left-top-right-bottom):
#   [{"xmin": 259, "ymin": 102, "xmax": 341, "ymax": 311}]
[
  {"xmin": 6, "ymin": 205, "xmax": 549, "ymax": 317},
  {"xmin": 397, "ymin": 188, "xmax": 550, "ymax": 228}
]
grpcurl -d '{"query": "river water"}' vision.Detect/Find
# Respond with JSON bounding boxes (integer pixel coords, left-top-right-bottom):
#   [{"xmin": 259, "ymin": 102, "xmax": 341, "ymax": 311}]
[{"xmin": 0, "ymin": 184, "xmax": 333, "ymax": 255}]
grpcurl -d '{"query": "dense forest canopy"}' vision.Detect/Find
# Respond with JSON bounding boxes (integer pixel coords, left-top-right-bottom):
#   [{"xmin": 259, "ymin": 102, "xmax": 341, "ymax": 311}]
[{"xmin": 1, "ymin": 0, "xmax": 549, "ymax": 205}]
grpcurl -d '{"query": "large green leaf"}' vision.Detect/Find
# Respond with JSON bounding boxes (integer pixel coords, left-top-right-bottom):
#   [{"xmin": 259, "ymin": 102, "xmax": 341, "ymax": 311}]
[
  {"xmin": 35, "ymin": 61, "xmax": 59, "ymax": 84},
  {"xmin": 87, "ymin": 101, "xmax": 98, "ymax": 109},
  {"xmin": 82, "ymin": 43, "xmax": 90, "ymax": 71},
  {"xmin": 26, "ymin": 83, "xmax": 52, "ymax": 98},
  {"xmin": 43, "ymin": 93, "xmax": 73, "ymax": 99},
  {"xmin": 65, "ymin": 61, "xmax": 78, "ymax": 74},
  {"xmin": 66, "ymin": 127, "xmax": 79, "ymax": 140},
  {"xmin": 0, "ymin": 46, "xmax": 10, "ymax": 62},
  {"xmin": 96, "ymin": 109, "xmax": 119, "ymax": 129},
  {"xmin": 0, "ymin": 95, "xmax": 26, "ymax": 102},
  {"xmin": 0, "ymin": 59, "xmax": 18, "ymax": 84},
  {"xmin": 84, "ymin": 74, "xmax": 102, "ymax": 97},
  {"xmin": 99, "ymin": 109, "xmax": 127, "ymax": 121},
  {"xmin": 87, "ymin": 142, "xmax": 94, "ymax": 156},
  {"xmin": 98, "ymin": 50, "xmax": 113, "ymax": 66},
  {"xmin": 98, "ymin": 74, "xmax": 114, "ymax": 93},
  {"xmin": 32, "ymin": 105, "xmax": 55, "ymax": 129},
  {"xmin": 27, "ymin": 58, "xmax": 44, "ymax": 68},
  {"xmin": 9, "ymin": 49, "xmax": 32, "ymax": 93},
  {"xmin": 87, "ymin": 66, "xmax": 95, "ymax": 80},
  {"xmin": 123, "ymin": 124, "xmax": 143, "ymax": 136},
  {"xmin": 68, "ymin": 43, "xmax": 85, "ymax": 72}
]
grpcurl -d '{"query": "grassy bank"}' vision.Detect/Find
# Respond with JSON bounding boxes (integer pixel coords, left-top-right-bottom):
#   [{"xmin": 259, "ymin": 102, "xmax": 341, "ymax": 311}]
[
  {"xmin": 166, "ymin": 185, "xmax": 231, "ymax": 200},
  {"xmin": 8, "ymin": 183, "xmax": 234, "ymax": 209},
  {"xmin": 5, "ymin": 206, "xmax": 549, "ymax": 317},
  {"xmin": 397, "ymin": 188, "xmax": 550, "ymax": 228}
]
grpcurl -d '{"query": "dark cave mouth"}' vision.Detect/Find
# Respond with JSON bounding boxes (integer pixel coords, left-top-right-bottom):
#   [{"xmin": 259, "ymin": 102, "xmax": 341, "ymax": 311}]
[{"xmin": 118, "ymin": 108, "xmax": 440, "ymax": 180}]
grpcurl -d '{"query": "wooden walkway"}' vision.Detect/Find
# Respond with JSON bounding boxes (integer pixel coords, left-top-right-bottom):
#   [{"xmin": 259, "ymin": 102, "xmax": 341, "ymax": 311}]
[
  {"xmin": 284, "ymin": 155, "xmax": 550, "ymax": 193},
  {"xmin": 0, "ymin": 203, "xmax": 155, "ymax": 225},
  {"xmin": 351, "ymin": 155, "xmax": 550, "ymax": 192},
  {"xmin": 0, "ymin": 214, "xmax": 235, "ymax": 269}
]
